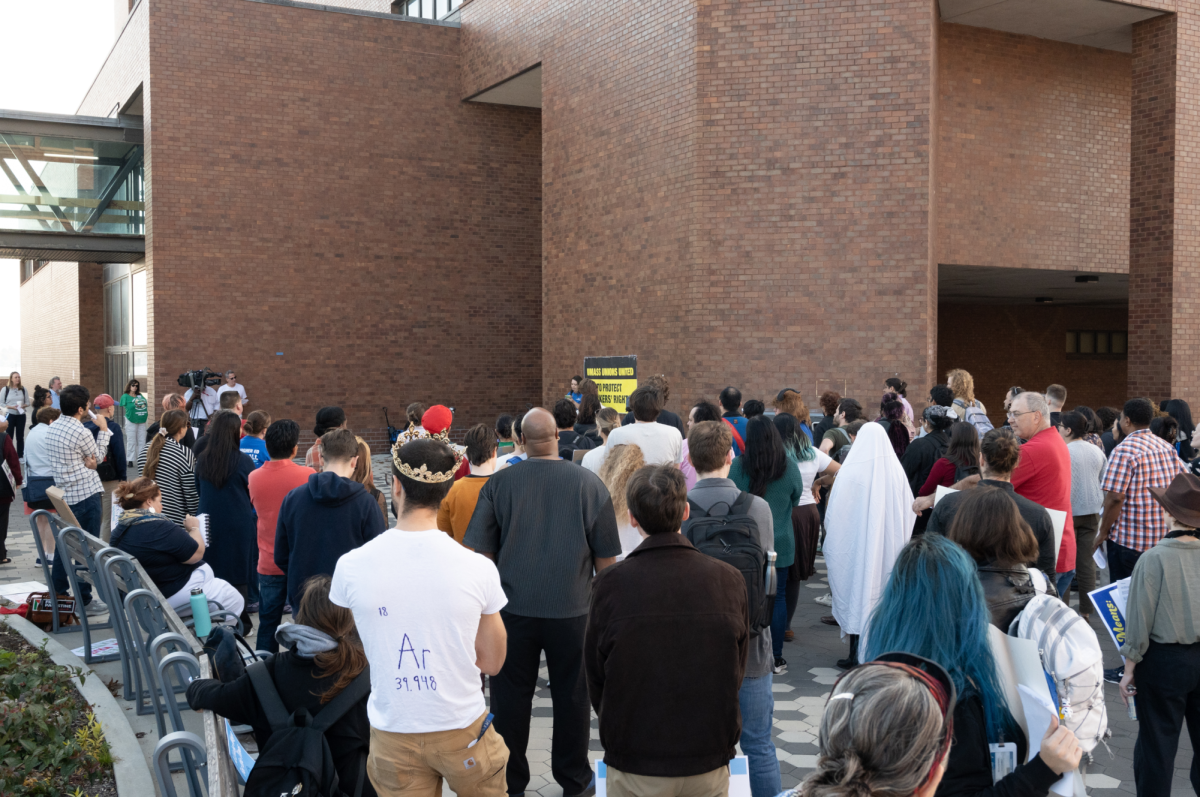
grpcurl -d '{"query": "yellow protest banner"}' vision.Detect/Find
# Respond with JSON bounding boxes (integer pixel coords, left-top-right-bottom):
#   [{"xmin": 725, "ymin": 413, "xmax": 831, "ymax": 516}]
[{"xmin": 584, "ymin": 355, "xmax": 638, "ymax": 412}]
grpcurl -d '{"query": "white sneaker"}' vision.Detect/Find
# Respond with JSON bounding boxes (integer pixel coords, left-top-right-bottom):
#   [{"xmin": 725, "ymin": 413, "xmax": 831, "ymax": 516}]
[
  {"xmin": 80, "ymin": 598, "xmax": 109, "ymax": 617},
  {"xmin": 815, "ymin": 593, "xmax": 833, "ymax": 606}
]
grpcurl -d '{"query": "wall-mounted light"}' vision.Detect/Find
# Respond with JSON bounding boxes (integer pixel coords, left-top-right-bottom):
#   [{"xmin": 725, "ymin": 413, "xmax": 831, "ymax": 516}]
[
  {"xmin": 1074, "ymin": 275, "xmax": 1100, "ymax": 283},
  {"xmin": 1036, "ymin": 297, "xmax": 1054, "ymax": 303}
]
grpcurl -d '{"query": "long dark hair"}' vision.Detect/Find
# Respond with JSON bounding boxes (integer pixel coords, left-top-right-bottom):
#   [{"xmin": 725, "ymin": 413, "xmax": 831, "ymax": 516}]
[
  {"xmin": 196, "ymin": 412, "xmax": 243, "ymax": 489},
  {"xmin": 1163, "ymin": 399, "xmax": 1195, "ymax": 459},
  {"xmin": 944, "ymin": 421, "xmax": 980, "ymax": 470},
  {"xmin": 742, "ymin": 415, "xmax": 787, "ymax": 497},
  {"xmin": 880, "ymin": 392, "xmax": 910, "ymax": 459},
  {"xmin": 773, "ymin": 412, "xmax": 815, "ymax": 463},
  {"xmin": 295, "ymin": 575, "xmax": 367, "ymax": 704}
]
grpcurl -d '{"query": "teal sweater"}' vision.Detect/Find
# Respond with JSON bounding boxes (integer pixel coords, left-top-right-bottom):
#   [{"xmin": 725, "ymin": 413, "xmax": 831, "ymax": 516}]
[{"xmin": 729, "ymin": 455, "xmax": 804, "ymax": 568}]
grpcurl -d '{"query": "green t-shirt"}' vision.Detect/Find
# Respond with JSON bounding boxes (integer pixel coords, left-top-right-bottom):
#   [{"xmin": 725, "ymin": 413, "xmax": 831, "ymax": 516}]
[
  {"xmin": 120, "ymin": 393, "xmax": 148, "ymax": 423},
  {"xmin": 729, "ymin": 453, "xmax": 805, "ymax": 568}
]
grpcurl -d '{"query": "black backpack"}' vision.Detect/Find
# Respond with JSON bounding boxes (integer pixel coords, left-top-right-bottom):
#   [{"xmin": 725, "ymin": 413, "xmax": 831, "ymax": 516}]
[
  {"xmin": 682, "ymin": 493, "xmax": 772, "ymax": 636},
  {"xmin": 244, "ymin": 660, "xmax": 371, "ymax": 797}
]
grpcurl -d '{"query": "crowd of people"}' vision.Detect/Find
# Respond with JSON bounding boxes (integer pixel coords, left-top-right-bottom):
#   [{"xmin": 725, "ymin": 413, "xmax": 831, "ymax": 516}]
[{"xmin": 4, "ymin": 366, "xmax": 1200, "ymax": 797}]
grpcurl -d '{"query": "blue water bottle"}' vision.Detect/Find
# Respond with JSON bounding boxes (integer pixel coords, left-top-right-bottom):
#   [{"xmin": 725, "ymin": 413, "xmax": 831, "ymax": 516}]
[{"xmin": 190, "ymin": 587, "xmax": 212, "ymax": 637}]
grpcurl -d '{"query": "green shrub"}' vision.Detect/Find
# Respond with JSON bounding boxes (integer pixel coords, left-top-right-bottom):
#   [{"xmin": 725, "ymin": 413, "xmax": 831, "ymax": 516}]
[{"xmin": 0, "ymin": 642, "xmax": 112, "ymax": 796}]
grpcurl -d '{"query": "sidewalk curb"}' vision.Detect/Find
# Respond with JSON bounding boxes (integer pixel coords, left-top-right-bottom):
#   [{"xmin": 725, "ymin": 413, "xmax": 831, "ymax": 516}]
[{"xmin": 2, "ymin": 614, "xmax": 155, "ymax": 797}]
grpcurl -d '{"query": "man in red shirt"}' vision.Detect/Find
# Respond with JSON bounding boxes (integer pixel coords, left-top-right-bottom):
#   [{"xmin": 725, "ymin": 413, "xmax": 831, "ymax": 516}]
[
  {"xmin": 247, "ymin": 419, "xmax": 314, "ymax": 652},
  {"xmin": 1008, "ymin": 390, "xmax": 1076, "ymax": 597}
]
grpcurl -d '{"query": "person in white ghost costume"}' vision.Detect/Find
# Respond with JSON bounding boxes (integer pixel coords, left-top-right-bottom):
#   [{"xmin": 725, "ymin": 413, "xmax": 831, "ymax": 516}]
[{"xmin": 823, "ymin": 420, "xmax": 916, "ymax": 670}]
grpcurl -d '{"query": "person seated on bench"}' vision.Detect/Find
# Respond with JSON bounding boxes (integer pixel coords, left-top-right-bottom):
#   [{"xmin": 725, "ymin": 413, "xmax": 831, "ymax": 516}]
[
  {"xmin": 186, "ymin": 574, "xmax": 375, "ymax": 796},
  {"xmin": 111, "ymin": 477, "xmax": 244, "ymax": 621}
]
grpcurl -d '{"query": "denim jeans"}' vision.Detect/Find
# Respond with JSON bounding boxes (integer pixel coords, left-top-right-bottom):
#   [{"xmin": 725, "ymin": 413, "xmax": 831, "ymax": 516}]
[
  {"xmin": 772, "ymin": 567, "xmax": 789, "ymax": 660},
  {"xmin": 255, "ymin": 573, "xmax": 288, "ymax": 653},
  {"xmin": 247, "ymin": 546, "xmax": 261, "ymax": 607},
  {"xmin": 739, "ymin": 673, "xmax": 781, "ymax": 797},
  {"xmin": 52, "ymin": 493, "xmax": 101, "ymax": 604},
  {"xmin": 1055, "ymin": 569, "xmax": 1076, "ymax": 599}
]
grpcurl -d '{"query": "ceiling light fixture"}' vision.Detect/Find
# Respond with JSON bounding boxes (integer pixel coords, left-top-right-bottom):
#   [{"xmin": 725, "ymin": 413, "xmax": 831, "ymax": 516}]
[{"xmin": 37, "ymin": 153, "xmax": 99, "ymax": 161}]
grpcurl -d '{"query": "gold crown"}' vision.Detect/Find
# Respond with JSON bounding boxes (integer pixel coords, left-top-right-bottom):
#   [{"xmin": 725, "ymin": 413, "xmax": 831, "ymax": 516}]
[{"xmin": 391, "ymin": 424, "xmax": 464, "ymax": 483}]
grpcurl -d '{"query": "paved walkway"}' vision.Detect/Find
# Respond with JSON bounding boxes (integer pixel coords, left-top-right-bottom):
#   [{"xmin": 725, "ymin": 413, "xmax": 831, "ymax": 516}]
[{"xmin": 2, "ymin": 466, "xmax": 1192, "ymax": 795}]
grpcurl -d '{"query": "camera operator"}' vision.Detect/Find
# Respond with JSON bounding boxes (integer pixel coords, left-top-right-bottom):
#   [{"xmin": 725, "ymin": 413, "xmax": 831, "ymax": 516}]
[{"xmin": 183, "ymin": 374, "xmax": 220, "ymax": 437}]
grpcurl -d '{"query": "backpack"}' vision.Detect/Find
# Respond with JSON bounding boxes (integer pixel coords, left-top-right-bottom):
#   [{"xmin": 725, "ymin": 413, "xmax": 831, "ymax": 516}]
[
  {"xmin": 954, "ymin": 398, "xmax": 995, "ymax": 436},
  {"xmin": 244, "ymin": 660, "xmax": 371, "ymax": 797},
  {"xmin": 682, "ymin": 493, "xmax": 772, "ymax": 636},
  {"xmin": 1007, "ymin": 594, "xmax": 1108, "ymax": 753},
  {"xmin": 95, "ymin": 434, "xmax": 119, "ymax": 482}
]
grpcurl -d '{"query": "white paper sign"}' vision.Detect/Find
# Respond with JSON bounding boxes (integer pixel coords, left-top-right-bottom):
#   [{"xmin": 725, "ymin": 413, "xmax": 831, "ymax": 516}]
[
  {"xmin": 0, "ymin": 581, "xmax": 48, "ymax": 606},
  {"xmin": 934, "ymin": 485, "xmax": 958, "ymax": 505},
  {"xmin": 110, "ymin": 490, "xmax": 121, "ymax": 533},
  {"xmin": 989, "ymin": 627, "xmax": 1086, "ymax": 796},
  {"xmin": 1045, "ymin": 508, "xmax": 1067, "ymax": 563},
  {"xmin": 72, "ymin": 638, "xmax": 120, "ymax": 658}
]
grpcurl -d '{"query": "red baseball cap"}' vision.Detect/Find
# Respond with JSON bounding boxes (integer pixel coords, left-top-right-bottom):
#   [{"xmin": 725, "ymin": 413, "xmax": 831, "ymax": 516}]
[{"xmin": 93, "ymin": 394, "xmax": 116, "ymax": 409}]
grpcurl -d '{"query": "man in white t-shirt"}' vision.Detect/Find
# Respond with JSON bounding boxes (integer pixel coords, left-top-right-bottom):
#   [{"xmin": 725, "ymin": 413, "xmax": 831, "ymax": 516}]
[
  {"xmin": 216, "ymin": 370, "xmax": 248, "ymax": 407},
  {"xmin": 605, "ymin": 384, "xmax": 683, "ymax": 468},
  {"xmin": 183, "ymin": 384, "xmax": 219, "ymax": 435},
  {"xmin": 331, "ymin": 437, "xmax": 510, "ymax": 796}
]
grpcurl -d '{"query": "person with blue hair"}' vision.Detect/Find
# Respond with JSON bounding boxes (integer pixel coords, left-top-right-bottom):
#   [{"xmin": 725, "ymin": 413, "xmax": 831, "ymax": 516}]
[{"xmin": 863, "ymin": 534, "xmax": 1082, "ymax": 796}]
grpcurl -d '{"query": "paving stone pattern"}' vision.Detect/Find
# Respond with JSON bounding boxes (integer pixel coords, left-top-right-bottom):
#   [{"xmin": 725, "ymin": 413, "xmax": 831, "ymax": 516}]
[{"xmin": 3, "ymin": 466, "xmax": 1194, "ymax": 794}]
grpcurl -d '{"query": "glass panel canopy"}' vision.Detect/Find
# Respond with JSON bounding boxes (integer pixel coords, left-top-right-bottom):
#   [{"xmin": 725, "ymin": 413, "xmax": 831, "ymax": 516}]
[{"xmin": 0, "ymin": 132, "xmax": 144, "ymax": 235}]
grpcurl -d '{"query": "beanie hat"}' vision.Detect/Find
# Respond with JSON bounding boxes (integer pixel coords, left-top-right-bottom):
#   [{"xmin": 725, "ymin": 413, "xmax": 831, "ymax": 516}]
[{"xmin": 422, "ymin": 405, "xmax": 454, "ymax": 435}]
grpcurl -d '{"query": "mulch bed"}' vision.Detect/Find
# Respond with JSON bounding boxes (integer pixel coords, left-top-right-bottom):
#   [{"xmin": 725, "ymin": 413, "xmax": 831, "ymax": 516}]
[{"xmin": 0, "ymin": 623, "xmax": 118, "ymax": 797}]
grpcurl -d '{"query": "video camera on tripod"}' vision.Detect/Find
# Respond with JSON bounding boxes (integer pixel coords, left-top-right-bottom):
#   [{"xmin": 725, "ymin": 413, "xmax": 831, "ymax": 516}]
[{"xmin": 177, "ymin": 369, "xmax": 223, "ymax": 390}]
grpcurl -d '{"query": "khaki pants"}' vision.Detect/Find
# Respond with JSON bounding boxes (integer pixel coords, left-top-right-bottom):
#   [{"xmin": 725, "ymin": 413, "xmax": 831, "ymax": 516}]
[
  {"xmin": 607, "ymin": 765, "xmax": 730, "ymax": 797},
  {"xmin": 368, "ymin": 711, "xmax": 509, "ymax": 797}
]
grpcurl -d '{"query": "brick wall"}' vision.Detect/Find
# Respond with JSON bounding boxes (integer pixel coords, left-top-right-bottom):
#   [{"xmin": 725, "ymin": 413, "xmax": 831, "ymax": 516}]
[
  {"xmin": 19, "ymin": 263, "xmax": 82, "ymax": 392},
  {"xmin": 1128, "ymin": 16, "xmax": 1174, "ymax": 400},
  {"xmin": 18, "ymin": 262, "xmax": 106, "ymax": 399},
  {"xmin": 461, "ymin": 0, "xmax": 939, "ymax": 416},
  {"xmin": 120, "ymin": 0, "xmax": 543, "ymax": 438},
  {"xmin": 687, "ymin": 0, "xmax": 938, "ymax": 408},
  {"xmin": 937, "ymin": 24, "xmax": 1131, "ymax": 273},
  {"xmin": 938, "ymin": 303, "xmax": 1129, "ymax": 421}
]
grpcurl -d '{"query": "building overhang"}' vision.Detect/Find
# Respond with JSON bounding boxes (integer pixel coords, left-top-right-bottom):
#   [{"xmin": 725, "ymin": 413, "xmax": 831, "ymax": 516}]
[
  {"xmin": 939, "ymin": 0, "xmax": 1166, "ymax": 52},
  {"xmin": 0, "ymin": 230, "xmax": 144, "ymax": 263},
  {"xmin": 939, "ymin": 264, "xmax": 1128, "ymax": 306},
  {"xmin": 0, "ymin": 108, "xmax": 145, "ymax": 252}
]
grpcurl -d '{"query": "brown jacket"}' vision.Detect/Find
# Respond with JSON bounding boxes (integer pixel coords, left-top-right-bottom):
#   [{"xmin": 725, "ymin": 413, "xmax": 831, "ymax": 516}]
[{"xmin": 585, "ymin": 533, "xmax": 748, "ymax": 777}]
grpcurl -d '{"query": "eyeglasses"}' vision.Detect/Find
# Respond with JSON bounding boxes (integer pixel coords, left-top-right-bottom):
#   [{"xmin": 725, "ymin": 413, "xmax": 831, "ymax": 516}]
[{"xmin": 1007, "ymin": 410, "xmax": 1037, "ymax": 420}]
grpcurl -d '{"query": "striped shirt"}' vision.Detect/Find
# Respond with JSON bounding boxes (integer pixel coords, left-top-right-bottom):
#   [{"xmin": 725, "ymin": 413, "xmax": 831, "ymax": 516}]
[
  {"xmin": 1101, "ymin": 429, "xmax": 1186, "ymax": 552},
  {"xmin": 137, "ymin": 436, "xmax": 199, "ymax": 525},
  {"xmin": 44, "ymin": 415, "xmax": 110, "ymax": 505}
]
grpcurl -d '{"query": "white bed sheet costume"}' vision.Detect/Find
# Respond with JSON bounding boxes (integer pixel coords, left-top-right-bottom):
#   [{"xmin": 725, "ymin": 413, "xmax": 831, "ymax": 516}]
[{"xmin": 823, "ymin": 421, "xmax": 916, "ymax": 640}]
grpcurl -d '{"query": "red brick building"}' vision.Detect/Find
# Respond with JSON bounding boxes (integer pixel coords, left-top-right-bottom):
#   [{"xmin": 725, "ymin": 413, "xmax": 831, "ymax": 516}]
[{"xmin": 10, "ymin": 0, "xmax": 1195, "ymax": 440}]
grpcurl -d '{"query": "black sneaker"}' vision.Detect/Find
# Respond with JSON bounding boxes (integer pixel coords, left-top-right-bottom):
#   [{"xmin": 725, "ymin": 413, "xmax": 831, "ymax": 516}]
[
  {"xmin": 1104, "ymin": 666, "xmax": 1124, "ymax": 684},
  {"xmin": 773, "ymin": 657, "xmax": 788, "ymax": 674}
]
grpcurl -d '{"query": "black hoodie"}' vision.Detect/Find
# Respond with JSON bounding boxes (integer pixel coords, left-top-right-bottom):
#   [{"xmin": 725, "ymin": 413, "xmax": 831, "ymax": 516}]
[{"xmin": 274, "ymin": 470, "xmax": 387, "ymax": 607}]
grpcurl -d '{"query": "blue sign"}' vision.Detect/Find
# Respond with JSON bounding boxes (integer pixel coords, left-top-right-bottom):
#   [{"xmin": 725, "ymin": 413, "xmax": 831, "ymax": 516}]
[{"xmin": 225, "ymin": 718, "xmax": 255, "ymax": 784}]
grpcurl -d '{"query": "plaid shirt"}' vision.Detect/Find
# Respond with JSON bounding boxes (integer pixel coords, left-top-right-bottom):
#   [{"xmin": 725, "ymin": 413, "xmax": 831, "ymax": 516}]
[
  {"xmin": 44, "ymin": 415, "xmax": 111, "ymax": 505},
  {"xmin": 1101, "ymin": 429, "xmax": 1186, "ymax": 552}
]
